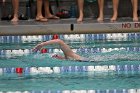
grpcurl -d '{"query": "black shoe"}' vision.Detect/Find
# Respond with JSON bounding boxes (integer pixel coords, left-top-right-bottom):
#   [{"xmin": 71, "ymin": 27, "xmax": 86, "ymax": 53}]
[
  {"xmin": 19, "ymin": 14, "xmax": 28, "ymax": 20},
  {"xmin": 1, "ymin": 15, "xmax": 13, "ymax": 20}
]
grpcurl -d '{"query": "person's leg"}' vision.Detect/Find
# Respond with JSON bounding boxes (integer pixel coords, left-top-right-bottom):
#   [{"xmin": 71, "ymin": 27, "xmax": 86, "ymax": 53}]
[
  {"xmin": 44, "ymin": 0, "xmax": 59, "ymax": 19},
  {"xmin": 36, "ymin": 0, "xmax": 48, "ymax": 21},
  {"xmin": 111, "ymin": 0, "xmax": 119, "ymax": 21},
  {"xmin": 11, "ymin": 0, "xmax": 19, "ymax": 22},
  {"xmin": 97, "ymin": 0, "xmax": 104, "ymax": 21},
  {"xmin": 77, "ymin": 0, "xmax": 84, "ymax": 22},
  {"xmin": 131, "ymin": 0, "xmax": 138, "ymax": 21}
]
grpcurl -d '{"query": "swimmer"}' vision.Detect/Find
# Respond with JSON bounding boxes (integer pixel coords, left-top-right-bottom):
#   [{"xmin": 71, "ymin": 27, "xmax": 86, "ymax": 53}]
[{"xmin": 32, "ymin": 39, "xmax": 91, "ymax": 62}]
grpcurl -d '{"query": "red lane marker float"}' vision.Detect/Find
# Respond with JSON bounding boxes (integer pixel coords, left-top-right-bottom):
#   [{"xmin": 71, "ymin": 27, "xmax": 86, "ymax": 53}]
[
  {"xmin": 52, "ymin": 34, "xmax": 59, "ymax": 39},
  {"xmin": 41, "ymin": 48, "xmax": 47, "ymax": 54},
  {"xmin": 16, "ymin": 67, "xmax": 23, "ymax": 74}
]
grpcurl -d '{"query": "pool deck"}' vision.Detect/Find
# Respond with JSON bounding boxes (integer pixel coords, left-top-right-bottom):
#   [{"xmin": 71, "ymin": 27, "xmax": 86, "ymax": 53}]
[{"xmin": 0, "ymin": 18, "xmax": 140, "ymax": 36}]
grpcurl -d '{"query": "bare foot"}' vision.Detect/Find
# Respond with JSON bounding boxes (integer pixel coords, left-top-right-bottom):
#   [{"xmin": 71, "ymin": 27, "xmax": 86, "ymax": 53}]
[
  {"xmin": 110, "ymin": 16, "xmax": 117, "ymax": 22},
  {"xmin": 36, "ymin": 16, "xmax": 48, "ymax": 22},
  {"xmin": 133, "ymin": 17, "xmax": 139, "ymax": 22},
  {"xmin": 46, "ymin": 15, "xmax": 59, "ymax": 19},
  {"xmin": 77, "ymin": 17, "xmax": 83, "ymax": 22},
  {"xmin": 11, "ymin": 17, "xmax": 18, "ymax": 22},
  {"xmin": 97, "ymin": 17, "xmax": 103, "ymax": 22}
]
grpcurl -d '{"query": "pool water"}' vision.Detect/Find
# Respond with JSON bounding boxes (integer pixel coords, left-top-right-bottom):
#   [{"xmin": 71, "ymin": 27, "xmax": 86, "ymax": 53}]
[{"xmin": 0, "ymin": 33, "xmax": 140, "ymax": 92}]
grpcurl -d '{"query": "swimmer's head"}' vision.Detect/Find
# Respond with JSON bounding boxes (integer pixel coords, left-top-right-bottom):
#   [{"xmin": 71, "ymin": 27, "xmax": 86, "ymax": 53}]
[{"xmin": 40, "ymin": 48, "xmax": 64, "ymax": 59}]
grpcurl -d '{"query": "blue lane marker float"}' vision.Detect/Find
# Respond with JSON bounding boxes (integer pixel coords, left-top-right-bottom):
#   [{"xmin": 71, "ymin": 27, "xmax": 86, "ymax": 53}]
[
  {"xmin": 0, "ymin": 65, "xmax": 140, "ymax": 75},
  {"xmin": 0, "ymin": 47, "xmax": 139, "ymax": 57},
  {"xmin": 1, "ymin": 89, "xmax": 140, "ymax": 93},
  {"xmin": 0, "ymin": 33, "xmax": 139, "ymax": 43}
]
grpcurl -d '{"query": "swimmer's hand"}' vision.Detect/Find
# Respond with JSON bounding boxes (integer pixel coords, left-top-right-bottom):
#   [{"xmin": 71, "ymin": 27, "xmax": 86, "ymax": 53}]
[{"xmin": 32, "ymin": 44, "xmax": 43, "ymax": 53}]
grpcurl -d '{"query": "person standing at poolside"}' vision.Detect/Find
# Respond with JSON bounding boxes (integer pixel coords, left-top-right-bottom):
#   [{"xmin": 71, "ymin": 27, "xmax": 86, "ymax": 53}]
[
  {"xmin": 111, "ymin": 0, "xmax": 138, "ymax": 21},
  {"xmin": 36, "ymin": 0, "xmax": 59, "ymax": 22},
  {"xmin": 11, "ymin": 0, "xmax": 19, "ymax": 22},
  {"xmin": 97, "ymin": 0, "xmax": 104, "ymax": 22},
  {"xmin": 77, "ymin": 0, "xmax": 84, "ymax": 22}
]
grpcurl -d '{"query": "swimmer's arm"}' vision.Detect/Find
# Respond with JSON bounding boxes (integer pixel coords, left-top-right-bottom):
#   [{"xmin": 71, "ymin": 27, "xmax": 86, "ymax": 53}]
[
  {"xmin": 33, "ymin": 39, "xmax": 66, "ymax": 52},
  {"xmin": 37, "ymin": 39, "xmax": 64, "ymax": 48},
  {"xmin": 40, "ymin": 39, "xmax": 64, "ymax": 46}
]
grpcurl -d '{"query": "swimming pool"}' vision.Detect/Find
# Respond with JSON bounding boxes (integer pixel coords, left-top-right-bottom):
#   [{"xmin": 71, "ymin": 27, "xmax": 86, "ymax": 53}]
[{"xmin": 0, "ymin": 33, "xmax": 140, "ymax": 92}]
